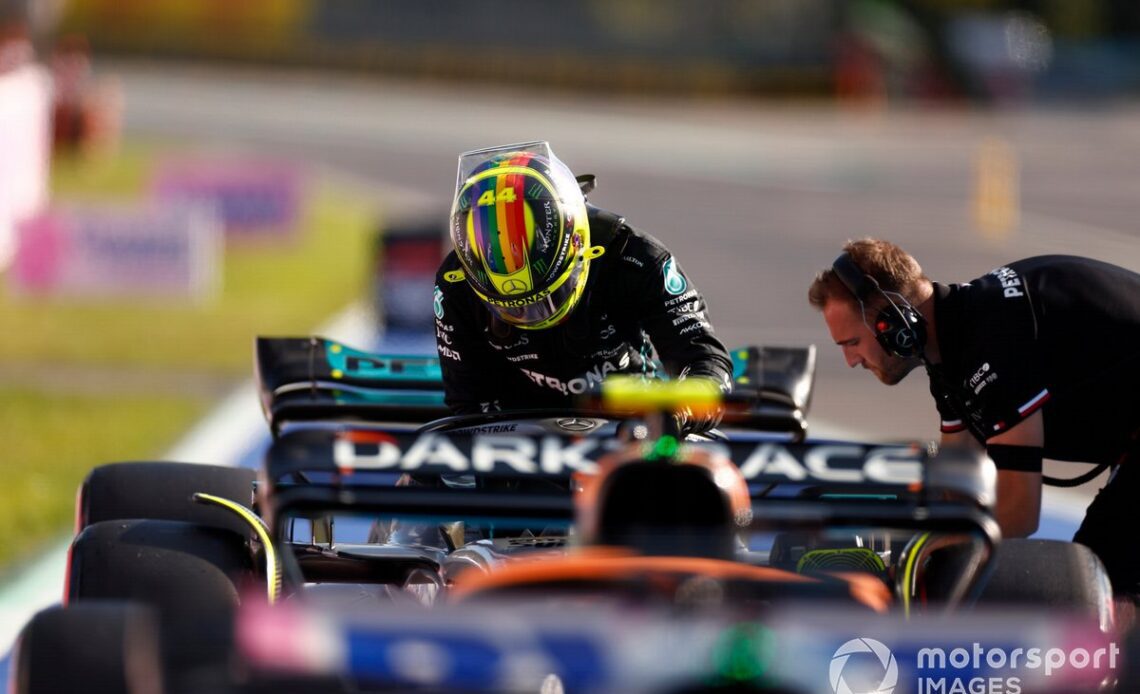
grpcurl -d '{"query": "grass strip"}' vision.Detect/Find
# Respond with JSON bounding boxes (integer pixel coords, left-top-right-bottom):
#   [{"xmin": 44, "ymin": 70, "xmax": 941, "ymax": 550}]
[
  {"xmin": 0, "ymin": 388, "xmax": 209, "ymax": 567},
  {"xmin": 0, "ymin": 142, "xmax": 381, "ymax": 568}
]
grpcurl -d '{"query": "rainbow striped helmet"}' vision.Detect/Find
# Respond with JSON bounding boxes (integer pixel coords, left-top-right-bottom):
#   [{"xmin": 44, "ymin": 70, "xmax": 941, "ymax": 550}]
[{"xmin": 448, "ymin": 142, "xmax": 596, "ymax": 330}]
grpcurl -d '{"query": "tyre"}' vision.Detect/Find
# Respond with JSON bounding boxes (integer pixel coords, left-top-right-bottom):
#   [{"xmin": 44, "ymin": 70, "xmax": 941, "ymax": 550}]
[
  {"xmin": 77, "ymin": 462, "xmax": 256, "ymax": 536},
  {"xmin": 977, "ymin": 539, "xmax": 1113, "ymax": 628},
  {"xmin": 12, "ymin": 602, "xmax": 163, "ymax": 694},
  {"xmin": 68, "ymin": 519, "xmax": 255, "ymax": 620},
  {"xmin": 67, "ymin": 519, "xmax": 252, "ymax": 681}
]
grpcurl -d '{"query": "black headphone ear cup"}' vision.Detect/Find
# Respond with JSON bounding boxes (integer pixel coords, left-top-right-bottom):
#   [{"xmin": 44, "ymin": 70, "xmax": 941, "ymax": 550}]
[
  {"xmin": 873, "ymin": 306, "xmax": 926, "ymax": 358},
  {"xmin": 833, "ymin": 251, "xmax": 927, "ymax": 359}
]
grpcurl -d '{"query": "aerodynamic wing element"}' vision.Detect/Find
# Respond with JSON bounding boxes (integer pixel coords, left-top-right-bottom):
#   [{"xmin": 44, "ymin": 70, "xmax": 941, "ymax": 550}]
[{"xmin": 255, "ymin": 336, "xmax": 449, "ymax": 433}]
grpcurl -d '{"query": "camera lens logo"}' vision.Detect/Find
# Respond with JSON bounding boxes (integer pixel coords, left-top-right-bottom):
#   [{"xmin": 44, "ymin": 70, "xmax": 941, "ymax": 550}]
[{"xmin": 829, "ymin": 638, "xmax": 898, "ymax": 694}]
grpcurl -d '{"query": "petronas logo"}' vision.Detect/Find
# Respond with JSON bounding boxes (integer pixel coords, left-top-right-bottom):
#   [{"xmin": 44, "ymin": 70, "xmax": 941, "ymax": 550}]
[
  {"xmin": 663, "ymin": 256, "xmax": 687, "ymax": 295},
  {"xmin": 433, "ymin": 285, "xmax": 444, "ymax": 319}
]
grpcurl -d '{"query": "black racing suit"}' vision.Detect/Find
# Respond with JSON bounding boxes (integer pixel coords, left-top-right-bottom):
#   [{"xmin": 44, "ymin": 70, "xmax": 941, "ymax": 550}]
[
  {"xmin": 926, "ymin": 255, "xmax": 1140, "ymax": 595},
  {"xmin": 433, "ymin": 206, "xmax": 733, "ymax": 416}
]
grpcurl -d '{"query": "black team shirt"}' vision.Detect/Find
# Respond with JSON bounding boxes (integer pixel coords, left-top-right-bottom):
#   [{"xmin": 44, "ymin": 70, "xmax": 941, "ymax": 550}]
[{"xmin": 929, "ymin": 255, "xmax": 1140, "ymax": 464}]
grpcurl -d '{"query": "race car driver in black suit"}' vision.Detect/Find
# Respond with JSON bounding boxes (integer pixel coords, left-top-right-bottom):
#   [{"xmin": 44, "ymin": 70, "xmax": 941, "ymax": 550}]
[
  {"xmin": 808, "ymin": 238, "xmax": 1140, "ymax": 599},
  {"xmin": 433, "ymin": 142, "xmax": 732, "ymax": 434}
]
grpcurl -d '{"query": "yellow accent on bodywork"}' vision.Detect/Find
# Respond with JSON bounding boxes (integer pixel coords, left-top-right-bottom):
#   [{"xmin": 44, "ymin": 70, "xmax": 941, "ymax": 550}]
[
  {"xmin": 602, "ymin": 375, "xmax": 722, "ymax": 416},
  {"xmin": 193, "ymin": 492, "xmax": 281, "ymax": 604},
  {"xmin": 901, "ymin": 531, "xmax": 932, "ymax": 619}
]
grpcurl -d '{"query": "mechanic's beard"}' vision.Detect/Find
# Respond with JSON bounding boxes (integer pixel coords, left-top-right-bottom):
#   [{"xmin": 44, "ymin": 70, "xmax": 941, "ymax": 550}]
[{"xmin": 873, "ymin": 355, "xmax": 920, "ymax": 386}]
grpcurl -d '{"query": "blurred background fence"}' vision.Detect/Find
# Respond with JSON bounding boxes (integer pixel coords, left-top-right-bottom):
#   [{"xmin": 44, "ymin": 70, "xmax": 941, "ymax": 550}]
[
  {"xmin": 55, "ymin": 0, "xmax": 836, "ymax": 96},
  {"xmin": 42, "ymin": 0, "xmax": 1140, "ymax": 102}
]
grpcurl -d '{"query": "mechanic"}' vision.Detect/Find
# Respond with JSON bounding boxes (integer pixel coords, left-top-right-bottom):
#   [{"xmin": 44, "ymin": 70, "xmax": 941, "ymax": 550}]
[
  {"xmin": 434, "ymin": 142, "xmax": 733, "ymax": 435},
  {"xmin": 807, "ymin": 238, "xmax": 1140, "ymax": 598}
]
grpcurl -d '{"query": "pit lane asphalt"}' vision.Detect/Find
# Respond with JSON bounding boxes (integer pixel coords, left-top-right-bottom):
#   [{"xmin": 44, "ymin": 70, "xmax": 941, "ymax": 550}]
[{"xmin": 3, "ymin": 61, "xmax": 1134, "ymax": 678}]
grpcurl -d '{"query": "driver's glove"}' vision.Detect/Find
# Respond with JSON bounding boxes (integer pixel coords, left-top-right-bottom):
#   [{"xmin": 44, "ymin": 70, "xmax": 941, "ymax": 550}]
[
  {"xmin": 675, "ymin": 374, "xmax": 729, "ymax": 436},
  {"xmin": 676, "ymin": 403, "xmax": 723, "ymax": 436}
]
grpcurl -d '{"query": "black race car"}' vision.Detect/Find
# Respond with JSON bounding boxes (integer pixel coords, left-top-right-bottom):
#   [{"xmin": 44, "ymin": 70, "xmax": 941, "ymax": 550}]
[{"xmin": 11, "ymin": 337, "xmax": 1132, "ymax": 694}]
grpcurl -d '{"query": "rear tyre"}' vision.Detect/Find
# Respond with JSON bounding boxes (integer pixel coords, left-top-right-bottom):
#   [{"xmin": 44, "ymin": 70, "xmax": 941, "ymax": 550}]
[
  {"xmin": 68, "ymin": 519, "xmax": 252, "ymax": 679},
  {"xmin": 12, "ymin": 602, "xmax": 163, "ymax": 694},
  {"xmin": 69, "ymin": 518, "xmax": 254, "ymax": 618},
  {"xmin": 977, "ymin": 539, "xmax": 1113, "ymax": 628},
  {"xmin": 78, "ymin": 461, "xmax": 256, "ymax": 536}
]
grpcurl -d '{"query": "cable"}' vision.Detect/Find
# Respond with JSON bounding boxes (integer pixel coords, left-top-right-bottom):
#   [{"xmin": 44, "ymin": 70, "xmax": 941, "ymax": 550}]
[{"xmin": 1043, "ymin": 464, "xmax": 1110, "ymax": 488}]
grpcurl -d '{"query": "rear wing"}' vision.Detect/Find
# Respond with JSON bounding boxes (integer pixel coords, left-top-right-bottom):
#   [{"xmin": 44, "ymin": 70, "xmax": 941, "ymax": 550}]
[
  {"xmin": 256, "ymin": 337, "xmax": 816, "ymax": 436},
  {"xmin": 726, "ymin": 345, "xmax": 815, "ymax": 438},
  {"xmin": 265, "ymin": 428, "xmax": 995, "ymax": 529},
  {"xmin": 265, "ymin": 428, "xmax": 998, "ymax": 605},
  {"xmin": 255, "ymin": 337, "xmax": 450, "ymax": 432}
]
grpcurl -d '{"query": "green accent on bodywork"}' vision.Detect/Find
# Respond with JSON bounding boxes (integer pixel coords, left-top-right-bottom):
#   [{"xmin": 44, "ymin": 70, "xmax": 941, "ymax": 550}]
[
  {"xmin": 795, "ymin": 547, "xmax": 887, "ymax": 574},
  {"xmin": 324, "ymin": 342, "xmax": 442, "ymax": 382},
  {"xmin": 730, "ymin": 349, "xmax": 749, "ymax": 381},
  {"xmin": 712, "ymin": 623, "xmax": 773, "ymax": 683},
  {"xmin": 332, "ymin": 389, "xmax": 446, "ymax": 406},
  {"xmin": 647, "ymin": 435, "xmax": 680, "ymax": 461}
]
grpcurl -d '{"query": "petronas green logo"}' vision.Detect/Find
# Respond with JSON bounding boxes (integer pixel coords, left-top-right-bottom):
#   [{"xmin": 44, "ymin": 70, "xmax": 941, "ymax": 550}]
[
  {"xmin": 433, "ymin": 285, "xmax": 444, "ymax": 319},
  {"xmin": 663, "ymin": 256, "xmax": 687, "ymax": 295}
]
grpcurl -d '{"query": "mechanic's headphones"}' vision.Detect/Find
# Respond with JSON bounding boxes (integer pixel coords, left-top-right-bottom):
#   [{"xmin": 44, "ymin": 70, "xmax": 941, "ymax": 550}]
[{"xmin": 832, "ymin": 252, "xmax": 927, "ymax": 359}]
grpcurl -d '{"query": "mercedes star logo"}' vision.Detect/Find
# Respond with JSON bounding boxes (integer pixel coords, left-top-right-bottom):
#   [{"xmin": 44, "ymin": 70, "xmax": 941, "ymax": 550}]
[
  {"xmin": 502, "ymin": 279, "xmax": 528, "ymax": 294},
  {"xmin": 556, "ymin": 418, "xmax": 596, "ymax": 432}
]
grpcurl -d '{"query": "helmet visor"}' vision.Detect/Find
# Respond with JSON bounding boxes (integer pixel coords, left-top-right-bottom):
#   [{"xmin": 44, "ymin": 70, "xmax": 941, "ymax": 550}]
[
  {"xmin": 483, "ymin": 253, "xmax": 588, "ymax": 329},
  {"xmin": 450, "ymin": 142, "xmax": 588, "ymax": 303}
]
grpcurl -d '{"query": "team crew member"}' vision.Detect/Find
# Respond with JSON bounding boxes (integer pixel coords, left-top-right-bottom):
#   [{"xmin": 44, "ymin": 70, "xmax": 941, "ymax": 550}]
[
  {"xmin": 807, "ymin": 239, "xmax": 1140, "ymax": 597},
  {"xmin": 435, "ymin": 142, "xmax": 732, "ymax": 433}
]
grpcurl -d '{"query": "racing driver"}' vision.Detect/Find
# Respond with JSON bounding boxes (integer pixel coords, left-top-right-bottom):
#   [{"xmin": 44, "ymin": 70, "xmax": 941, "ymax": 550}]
[
  {"xmin": 434, "ymin": 141, "xmax": 733, "ymax": 434},
  {"xmin": 807, "ymin": 238, "xmax": 1140, "ymax": 600}
]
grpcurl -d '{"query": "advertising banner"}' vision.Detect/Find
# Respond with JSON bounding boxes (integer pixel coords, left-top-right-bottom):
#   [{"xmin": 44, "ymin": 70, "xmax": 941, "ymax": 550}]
[
  {"xmin": 152, "ymin": 157, "xmax": 304, "ymax": 240},
  {"xmin": 0, "ymin": 64, "xmax": 52, "ymax": 268},
  {"xmin": 9, "ymin": 203, "xmax": 222, "ymax": 302}
]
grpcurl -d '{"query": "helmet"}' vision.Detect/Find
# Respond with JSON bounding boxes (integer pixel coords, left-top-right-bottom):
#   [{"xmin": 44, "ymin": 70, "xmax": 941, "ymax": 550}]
[
  {"xmin": 574, "ymin": 442, "xmax": 752, "ymax": 560},
  {"xmin": 447, "ymin": 142, "xmax": 600, "ymax": 329}
]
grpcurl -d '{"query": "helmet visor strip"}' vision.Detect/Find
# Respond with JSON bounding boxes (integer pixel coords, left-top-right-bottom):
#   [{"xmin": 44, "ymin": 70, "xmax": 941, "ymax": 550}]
[{"xmin": 482, "ymin": 251, "xmax": 587, "ymax": 328}]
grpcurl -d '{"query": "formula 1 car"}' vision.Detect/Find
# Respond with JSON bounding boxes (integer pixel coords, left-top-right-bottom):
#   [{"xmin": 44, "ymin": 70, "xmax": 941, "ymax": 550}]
[{"xmin": 11, "ymin": 337, "xmax": 1133, "ymax": 694}]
